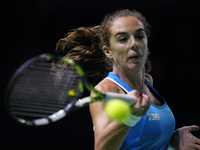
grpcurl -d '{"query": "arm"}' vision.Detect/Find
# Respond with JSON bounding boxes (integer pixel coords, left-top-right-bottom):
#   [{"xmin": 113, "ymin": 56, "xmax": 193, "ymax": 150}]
[
  {"xmin": 90, "ymin": 79, "xmax": 150, "ymax": 150},
  {"xmin": 90, "ymin": 102, "xmax": 131, "ymax": 150}
]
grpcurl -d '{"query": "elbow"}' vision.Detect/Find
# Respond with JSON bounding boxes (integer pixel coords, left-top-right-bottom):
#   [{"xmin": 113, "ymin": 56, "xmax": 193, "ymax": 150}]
[
  {"xmin": 94, "ymin": 141, "xmax": 120, "ymax": 150},
  {"xmin": 94, "ymin": 140, "xmax": 110, "ymax": 150},
  {"xmin": 95, "ymin": 141, "xmax": 105, "ymax": 150}
]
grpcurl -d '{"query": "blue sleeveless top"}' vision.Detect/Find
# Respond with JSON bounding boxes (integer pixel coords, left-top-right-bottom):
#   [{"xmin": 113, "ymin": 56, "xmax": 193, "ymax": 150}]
[{"xmin": 106, "ymin": 72, "xmax": 175, "ymax": 150}]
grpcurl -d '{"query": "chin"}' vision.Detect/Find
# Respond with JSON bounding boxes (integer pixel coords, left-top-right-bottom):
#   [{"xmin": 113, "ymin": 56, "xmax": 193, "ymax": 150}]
[{"xmin": 126, "ymin": 63, "xmax": 143, "ymax": 71}]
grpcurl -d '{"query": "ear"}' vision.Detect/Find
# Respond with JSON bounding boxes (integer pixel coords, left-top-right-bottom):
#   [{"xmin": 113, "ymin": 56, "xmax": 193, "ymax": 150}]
[{"xmin": 103, "ymin": 46, "xmax": 112, "ymax": 58}]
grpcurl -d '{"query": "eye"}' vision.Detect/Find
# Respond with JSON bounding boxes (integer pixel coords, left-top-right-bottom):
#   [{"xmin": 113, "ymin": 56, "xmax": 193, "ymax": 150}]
[
  {"xmin": 119, "ymin": 37, "xmax": 128, "ymax": 43},
  {"xmin": 136, "ymin": 35, "xmax": 145, "ymax": 40},
  {"xmin": 135, "ymin": 32, "xmax": 146, "ymax": 40}
]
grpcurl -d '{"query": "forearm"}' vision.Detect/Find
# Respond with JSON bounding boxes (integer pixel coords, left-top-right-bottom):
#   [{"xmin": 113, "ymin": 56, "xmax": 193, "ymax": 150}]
[{"xmin": 95, "ymin": 121, "xmax": 131, "ymax": 150}]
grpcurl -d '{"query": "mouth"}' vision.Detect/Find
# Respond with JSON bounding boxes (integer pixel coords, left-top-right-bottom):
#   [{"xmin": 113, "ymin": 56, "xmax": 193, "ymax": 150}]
[{"xmin": 128, "ymin": 54, "xmax": 141, "ymax": 61}]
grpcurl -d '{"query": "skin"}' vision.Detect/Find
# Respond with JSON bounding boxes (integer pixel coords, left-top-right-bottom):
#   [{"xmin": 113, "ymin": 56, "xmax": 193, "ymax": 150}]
[{"xmin": 89, "ymin": 16, "xmax": 200, "ymax": 150}]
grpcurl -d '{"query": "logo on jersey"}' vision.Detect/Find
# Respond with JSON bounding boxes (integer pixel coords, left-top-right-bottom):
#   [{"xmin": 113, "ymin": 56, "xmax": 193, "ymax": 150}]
[{"xmin": 148, "ymin": 114, "xmax": 160, "ymax": 120}]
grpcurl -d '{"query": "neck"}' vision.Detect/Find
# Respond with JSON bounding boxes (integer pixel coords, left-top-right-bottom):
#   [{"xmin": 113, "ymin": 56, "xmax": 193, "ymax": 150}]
[{"xmin": 113, "ymin": 67, "xmax": 145, "ymax": 94}]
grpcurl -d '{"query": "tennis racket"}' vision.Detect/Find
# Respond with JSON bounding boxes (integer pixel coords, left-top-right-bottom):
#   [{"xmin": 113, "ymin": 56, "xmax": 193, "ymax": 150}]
[{"xmin": 4, "ymin": 53, "xmax": 137, "ymax": 126}]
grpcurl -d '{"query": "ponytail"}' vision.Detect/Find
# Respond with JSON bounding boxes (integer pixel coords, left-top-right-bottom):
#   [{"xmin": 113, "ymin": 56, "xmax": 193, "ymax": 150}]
[{"xmin": 55, "ymin": 26, "xmax": 112, "ymax": 85}]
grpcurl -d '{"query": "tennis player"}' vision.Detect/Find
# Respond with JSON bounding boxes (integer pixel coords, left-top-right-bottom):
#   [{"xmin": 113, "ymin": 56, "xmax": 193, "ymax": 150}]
[{"xmin": 56, "ymin": 9, "xmax": 200, "ymax": 150}]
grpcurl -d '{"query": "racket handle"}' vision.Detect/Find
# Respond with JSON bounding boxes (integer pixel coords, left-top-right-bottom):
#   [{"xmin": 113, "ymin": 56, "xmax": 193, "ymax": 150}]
[
  {"xmin": 103, "ymin": 92, "xmax": 137, "ymax": 106},
  {"xmin": 75, "ymin": 92, "xmax": 138, "ymax": 107},
  {"xmin": 75, "ymin": 97, "xmax": 92, "ymax": 107}
]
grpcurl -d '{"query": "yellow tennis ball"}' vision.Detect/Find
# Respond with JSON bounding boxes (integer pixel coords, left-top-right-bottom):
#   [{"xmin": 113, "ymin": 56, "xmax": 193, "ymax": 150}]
[
  {"xmin": 105, "ymin": 99, "xmax": 131, "ymax": 123},
  {"xmin": 46, "ymin": 55, "xmax": 51, "ymax": 61},
  {"xmin": 68, "ymin": 89, "xmax": 76, "ymax": 96}
]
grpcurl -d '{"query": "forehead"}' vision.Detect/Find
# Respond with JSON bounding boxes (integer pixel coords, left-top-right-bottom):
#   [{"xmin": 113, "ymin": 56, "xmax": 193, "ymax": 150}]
[{"xmin": 109, "ymin": 16, "xmax": 144, "ymax": 35}]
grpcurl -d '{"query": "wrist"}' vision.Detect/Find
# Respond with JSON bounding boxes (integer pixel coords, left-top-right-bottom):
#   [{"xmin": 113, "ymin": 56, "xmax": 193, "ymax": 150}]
[{"xmin": 122, "ymin": 114, "xmax": 141, "ymax": 127}]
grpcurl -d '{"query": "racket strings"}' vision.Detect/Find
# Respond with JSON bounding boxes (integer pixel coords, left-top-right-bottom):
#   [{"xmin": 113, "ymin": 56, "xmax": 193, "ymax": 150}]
[{"xmin": 9, "ymin": 61, "xmax": 81, "ymax": 120}]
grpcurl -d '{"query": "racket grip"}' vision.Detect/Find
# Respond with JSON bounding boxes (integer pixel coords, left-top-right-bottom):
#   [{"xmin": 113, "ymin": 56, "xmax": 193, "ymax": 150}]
[
  {"xmin": 104, "ymin": 92, "xmax": 137, "ymax": 106},
  {"xmin": 75, "ymin": 97, "xmax": 92, "ymax": 107}
]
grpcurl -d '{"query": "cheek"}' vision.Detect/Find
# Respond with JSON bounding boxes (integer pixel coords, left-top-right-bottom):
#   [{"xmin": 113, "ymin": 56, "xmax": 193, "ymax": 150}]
[
  {"xmin": 140, "ymin": 42, "xmax": 148, "ymax": 57},
  {"xmin": 141, "ymin": 40, "xmax": 147, "ymax": 48},
  {"xmin": 141, "ymin": 42, "xmax": 148, "ymax": 54},
  {"xmin": 110, "ymin": 45, "xmax": 126, "ymax": 57},
  {"xmin": 110, "ymin": 49, "xmax": 127, "ymax": 64},
  {"xmin": 143, "ymin": 49, "xmax": 148, "ymax": 62}
]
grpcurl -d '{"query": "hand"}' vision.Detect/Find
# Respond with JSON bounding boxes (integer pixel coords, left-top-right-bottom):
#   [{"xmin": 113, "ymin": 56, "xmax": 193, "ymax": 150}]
[
  {"xmin": 127, "ymin": 90, "xmax": 150, "ymax": 117},
  {"xmin": 170, "ymin": 125, "xmax": 200, "ymax": 150}
]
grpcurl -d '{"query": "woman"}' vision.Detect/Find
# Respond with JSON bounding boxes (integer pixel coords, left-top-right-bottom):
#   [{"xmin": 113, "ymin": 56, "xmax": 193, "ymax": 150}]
[{"xmin": 56, "ymin": 9, "xmax": 200, "ymax": 150}]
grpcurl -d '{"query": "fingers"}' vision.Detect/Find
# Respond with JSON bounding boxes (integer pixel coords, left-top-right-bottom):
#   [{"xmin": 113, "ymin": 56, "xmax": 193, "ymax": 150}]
[
  {"xmin": 181, "ymin": 125, "xmax": 200, "ymax": 149},
  {"xmin": 195, "ymin": 144, "xmax": 200, "ymax": 150},
  {"xmin": 127, "ymin": 90, "xmax": 140, "ymax": 98},
  {"xmin": 130, "ymin": 93, "xmax": 150, "ymax": 117},
  {"xmin": 133, "ymin": 93, "xmax": 150, "ymax": 108},
  {"xmin": 194, "ymin": 136, "xmax": 200, "ymax": 149},
  {"xmin": 128, "ymin": 90, "xmax": 150, "ymax": 106},
  {"xmin": 188, "ymin": 125, "xmax": 200, "ymax": 132},
  {"xmin": 141, "ymin": 94, "xmax": 150, "ymax": 106}
]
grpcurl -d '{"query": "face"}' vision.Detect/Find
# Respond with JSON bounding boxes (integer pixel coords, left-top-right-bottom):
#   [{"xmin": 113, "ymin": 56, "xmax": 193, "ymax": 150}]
[{"xmin": 104, "ymin": 16, "xmax": 148, "ymax": 73}]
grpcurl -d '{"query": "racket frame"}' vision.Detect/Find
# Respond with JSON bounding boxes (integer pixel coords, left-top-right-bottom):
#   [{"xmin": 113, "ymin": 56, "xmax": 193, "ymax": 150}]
[{"xmin": 5, "ymin": 54, "xmax": 137, "ymax": 126}]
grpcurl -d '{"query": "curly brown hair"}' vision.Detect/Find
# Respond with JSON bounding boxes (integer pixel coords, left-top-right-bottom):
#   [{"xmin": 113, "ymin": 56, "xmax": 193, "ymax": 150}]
[
  {"xmin": 56, "ymin": 26, "xmax": 112, "ymax": 85},
  {"xmin": 56, "ymin": 9, "xmax": 151, "ymax": 85}
]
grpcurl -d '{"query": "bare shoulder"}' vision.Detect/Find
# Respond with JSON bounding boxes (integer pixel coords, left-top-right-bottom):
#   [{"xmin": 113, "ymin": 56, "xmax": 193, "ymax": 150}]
[
  {"xmin": 93, "ymin": 78, "xmax": 121, "ymax": 94},
  {"xmin": 145, "ymin": 73, "xmax": 153, "ymax": 85}
]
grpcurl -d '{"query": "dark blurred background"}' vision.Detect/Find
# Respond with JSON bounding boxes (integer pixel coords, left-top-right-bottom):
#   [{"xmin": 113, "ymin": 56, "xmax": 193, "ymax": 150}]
[{"xmin": 1, "ymin": 0, "xmax": 200, "ymax": 149}]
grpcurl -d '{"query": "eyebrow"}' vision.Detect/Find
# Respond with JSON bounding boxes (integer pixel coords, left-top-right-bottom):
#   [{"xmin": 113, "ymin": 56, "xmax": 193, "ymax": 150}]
[{"xmin": 115, "ymin": 28, "xmax": 145, "ymax": 38}]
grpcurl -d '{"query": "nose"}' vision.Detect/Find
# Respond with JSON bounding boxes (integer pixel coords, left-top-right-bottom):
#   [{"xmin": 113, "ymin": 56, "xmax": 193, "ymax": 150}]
[{"xmin": 130, "ymin": 37, "xmax": 138, "ymax": 50}]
